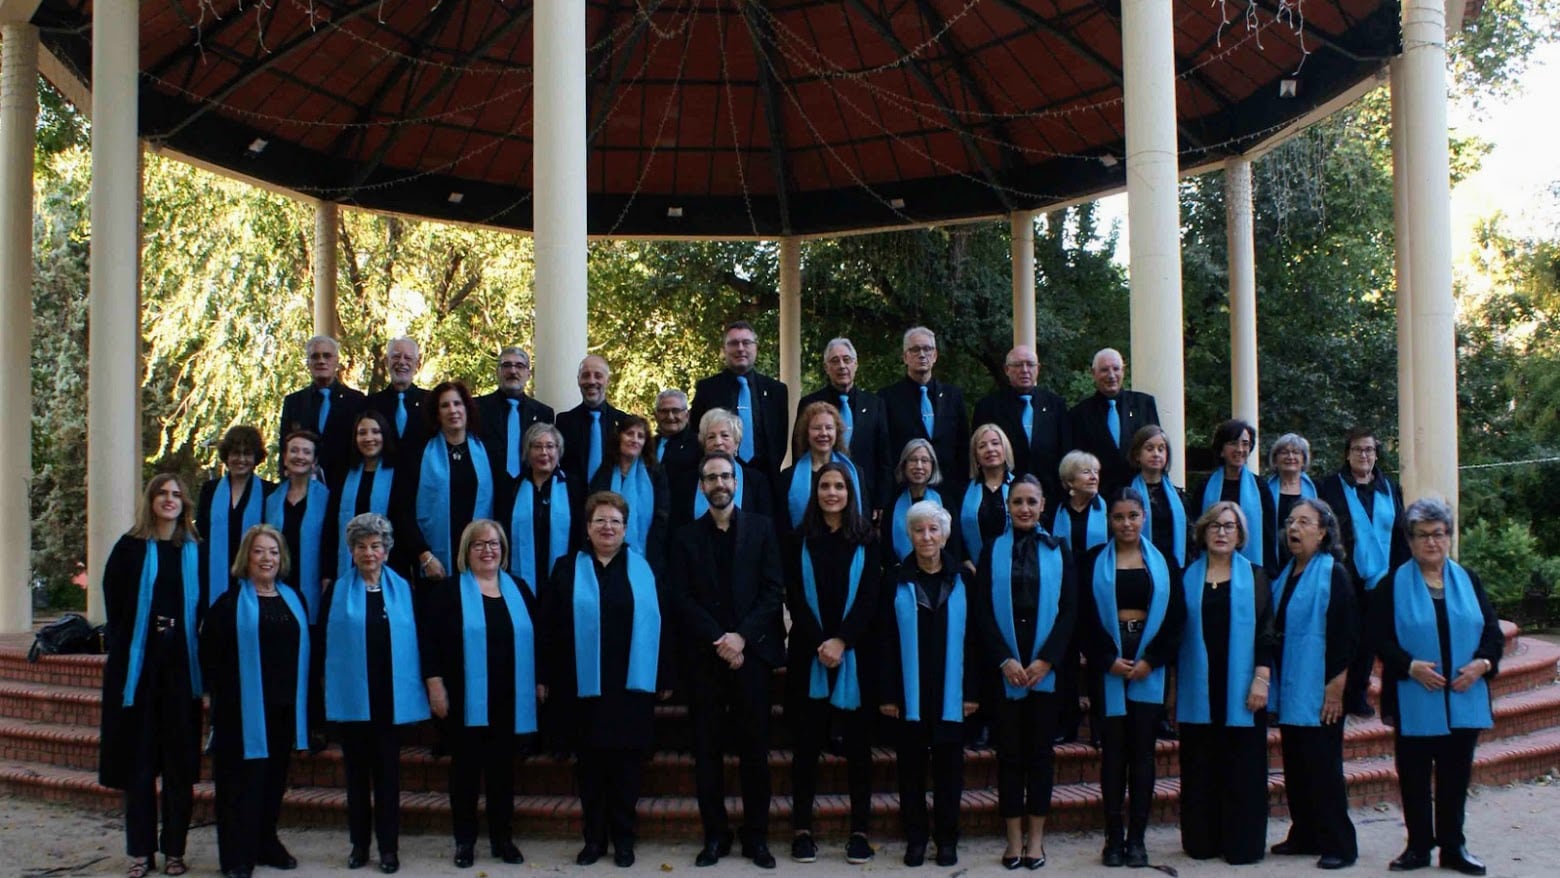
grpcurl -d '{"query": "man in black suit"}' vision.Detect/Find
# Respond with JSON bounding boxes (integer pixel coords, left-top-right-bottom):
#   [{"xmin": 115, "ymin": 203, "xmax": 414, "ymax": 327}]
[
  {"xmin": 796, "ymin": 337, "xmax": 892, "ymax": 515},
  {"xmin": 669, "ymin": 452, "xmax": 784, "ymax": 870},
  {"xmin": 688, "ymin": 321, "xmax": 789, "ymax": 491},
  {"xmin": 877, "ymin": 326, "xmax": 970, "ymax": 489},
  {"xmin": 555, "ymin": 355, "xmax": 626, "ymax": 485},
  {"xmin": 475, "ymin": 346, "xmax": 556, "ymax": 484},
  {"xmin": 1068, "ymin": 347, "xmax": 1159, "ymax": 495},
  {"xmin": 364, "ymin": 337, "xmax": 429, "ymax": 446},
  {"xmin": 278, "ymin": 334, "xmax": 365, "ymax": 484},
  {"xmin": 655, "ymin": 388, "xmax": 701, "ymax": 519},
  {"xmin": 972, "ymin": 344, "xmax": 1071, "ymax": 506}
]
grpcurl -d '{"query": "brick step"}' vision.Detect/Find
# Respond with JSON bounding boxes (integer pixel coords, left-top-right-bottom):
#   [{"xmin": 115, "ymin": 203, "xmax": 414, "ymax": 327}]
[{"xmin": 4, "ymin": 724, "xmax": 1558, "ymax": 839}]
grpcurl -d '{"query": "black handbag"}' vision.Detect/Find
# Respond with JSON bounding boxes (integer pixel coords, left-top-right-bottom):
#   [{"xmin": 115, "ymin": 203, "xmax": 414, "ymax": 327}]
[{"xmin": 27, "ymin": 613, "xmax": 103, "ymax": 661}]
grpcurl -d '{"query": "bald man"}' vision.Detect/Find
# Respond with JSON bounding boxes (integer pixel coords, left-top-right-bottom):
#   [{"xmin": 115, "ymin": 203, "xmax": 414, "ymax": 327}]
[
  {"xmin": 971, "ymin": 345, "xmax": 1071, "ymax": 507},
  {"xmin": 1067, "ymin": 348, "xmax": 1159, "ymax": 496},
  {"xmin": 555, "ymin": 355, "xmax": 628, "ymax": 485}
]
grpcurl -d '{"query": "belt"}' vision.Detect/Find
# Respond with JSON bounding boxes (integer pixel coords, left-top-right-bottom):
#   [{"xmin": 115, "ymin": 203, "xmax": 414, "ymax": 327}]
[
  {"xmin": 1117, "ymin": 618, "xmax": 1146, "ymax": 634},
  {"xmin": 153, "ymin": 615, "xmax": 179, "ymax": 633}
]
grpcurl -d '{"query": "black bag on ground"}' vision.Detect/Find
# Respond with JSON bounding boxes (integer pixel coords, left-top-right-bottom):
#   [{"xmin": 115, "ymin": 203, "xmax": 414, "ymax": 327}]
[{"xmin": 27, "ymin": 613, "xmax": 103, "ymax": 661}]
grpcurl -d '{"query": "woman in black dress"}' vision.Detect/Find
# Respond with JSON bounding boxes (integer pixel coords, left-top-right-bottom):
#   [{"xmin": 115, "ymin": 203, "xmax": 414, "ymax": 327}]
[
  {"xmin": 589, "ymin": 414, "xmax": 669, "ymax": 572},
  {"xmin": 326, "ymin": 410, "xmax": 398, "ymax": 581},
  {"xmin": 197, "ymin": 425, "xmax": 273, "ymax": 605},
  {"xmin": 1128, "ymin": 425, "xmax": 1190, "ymax": 571},
  {"xmin": 542, "ymin": 491, "xmax": 671, "ymax": 868},
  {"xmin": 423, "ymin": 519, "xmax": 541, "ymax": 868},
  {"xmin": 1175, "ymin": 501, "xmax": 1275, "ymax": 864},
  {"xmin": 1264, "ymin": 432, "xmax": 1316, "ymax": 572},
  {"xmin": 396, "ymin": 380, "xmax": 497, "ymax": 584},
  {"xmin": 505, "ymin": 422, "xmax": 581, "ymax": 595},
  {"xmin": 99, "ymin": 474, "xmax": 204, "ymax": 878},
  {"xmin": 956, "ymin": 423, "xmax": 1014, "ymax": 572},
  {"xmin": 203, "ymin": 524, "xmax": 311, "ymax": 878},
  {"xmin": 785, "ymin": 462, "xmax": 882, "ymax": 865}
]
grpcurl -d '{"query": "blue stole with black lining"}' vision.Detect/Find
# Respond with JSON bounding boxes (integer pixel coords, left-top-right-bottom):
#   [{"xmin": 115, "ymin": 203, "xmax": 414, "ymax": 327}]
[
  {"xmin": 991, "ymin": 530, "xmax": 1064, "ymax": 698},
  {"xmin": 800, "ymin": 542, "xmax": 865, "ymax": 709},
  {"xmin": 1134, "ymin": 474, "xmax": 1187, "ymax": 567},
  {"xmin": 206, "ymin": 477, "xmax": 264, "ymax": 604},
  {"xmin": 1270, "ymin": 555, "xmax": 1334, "ymax": 726},
  {"xmin": 960, "ymin": 475, "xmax": 1011, "ymax": 562},
  {"xmin": 416, "ymin": 434, "xmax": 495, "ymax": 573},
  {"xmin": 458, "ymin": 571, "xmax": 538, "ymax": 733},
  {"xmin": 890, "ymin": 487, "xmax": 942, "ymax": 562},
  {"xmin": 335, "ymin": 465, "xmax": 393, "ymax": 580},
  {"xmin": 1266, "ymin": 473, "xmax": 1316, "ymax": 524},
  {"xmin": 893, "ymin": 573, "xmax": 966, "ymax": 722},
  {"xmin": 323, "ymin": 568, "xmax": 430, "ymax": 724},
  {"xmin": 610, "ymin": 460, "xmax": 656, "ymax": 553},
  {"xmin": 235, "ymin": 581, "xmax": 310, "ymax": 758},
  {"xmin": 1202, "ymin": 469, "xmax": 1265, "ymax": 570},
  {"xmin": 1053, "ymin": 495, "xmax": 1108, "ymax": 554},
  {"xmin": 124, "ymin": 539, "xmax": 202, "ymax": 707},
  {"xmin": 1340, "ymin": 474, "xmax": 1395, "ymax": 590},
  {"xmin": 1177, "ymin": 555, "xmax": 1257, "ymax": 726},
  {"xmin": 572, "ymin": 550, "xmax": 661, "ymax": 696},
  {"xmin": 693, "ymin": 465, "xmax": 744, "ymax": 519},
  {"xmin": 1094, "ymin": 539, "xmax": 1172, "ymax": 716},
  {"xmin": 1394, "ymin": 560, "xmax": 1493, "ymax": 736},
  {"xmin": 264, "ymin": 480, "xmax": 331, "ymax": 623},
  {"xmin": 509, "ymin": 472, "xmax": 571, "ymax": 596},
  {"xmin": 787, "ymin": 454, "xmax": 863, "ymax": 527}
]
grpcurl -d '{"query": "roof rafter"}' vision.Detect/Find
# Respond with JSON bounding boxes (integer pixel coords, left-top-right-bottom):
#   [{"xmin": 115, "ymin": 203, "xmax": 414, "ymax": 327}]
[
  {"xmin": 910, "ymin": 0, "xmax": 1032, "ymax": 172},
  {"xmin": 740, "ymin": 4, "xmax": 795, "ymax": 233}
]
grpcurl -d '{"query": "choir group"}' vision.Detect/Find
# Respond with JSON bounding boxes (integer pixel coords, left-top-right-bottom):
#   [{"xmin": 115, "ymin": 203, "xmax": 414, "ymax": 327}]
[{"xmin": 98, "ymin": 324, "xmax": 1501, "ymax": 878}]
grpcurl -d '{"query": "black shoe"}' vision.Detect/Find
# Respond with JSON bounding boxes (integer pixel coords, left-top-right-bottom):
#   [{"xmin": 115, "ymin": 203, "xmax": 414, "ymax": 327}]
[
  {"xmin": 1440, "ymin": 847, "xmax": 1486, "ymax": 876},
  {"xmin": 1389, "ymin": 848, "xmax": 1431, "ymax": 871},
  {"xmin": 577, "ymin": 843, "xmax": 604, "ymax": 866},
  {"xmin": 845, "ymin": 833, "xmax": 874, "ymax": 864},
  {"xmin": 453, "ymin": 843, "xmax": 474, "ymax": 868},
  {"xmin": 378, "ymin": 853, "xmax": 399, "ymax": 875},
  {"xmin": 1317, "ymin": 855, "xmax": 1355, "ymax": 869},
  {"xmin": 791, "ymin": 834, "xmax": 818, "ymax": 864},
  {"xmin": 614, "ymin": 848, "xmax": 636, "ymax": 868},
  {"xmin": 904, "ymin": 844, "xmax": 926, "ymax": 867},
  {"xmin": 1272, "ymin": 840, "xmax": 1318, "ymax": 856},
  {"xmin": 1002, "ymin": 852, "xmax": 1022, "ymax": 870},
  {"xmin": 222, "ymin": 870, "xmax": 251, "ymax": 878},
  {"xmin": 695, "ymin": 844, "xmax": 722, "ymax": 868},
  {"xmin": 258, "ymin": 843, "xmax": 298, "ymax": 870},
  {"xmin": 347, "ymin": 846, "xmax": 369, "ymax": 870},
  {"xmin": 743, "ymin": 842, "xmax": 776, "ymax": 870},
  {"xmin": 1102, "ymin": 843, "xmax": 1125, "ymax": 868},
  {"xmin": 1124, "ymin": 841, "xmax": 1149, "ymax": 868},
  {"xmin": 937, "ymin": 846, "xmax": 959, "ymax": 868},
  {"xmin": 492, "ymin": 841, "xmax": 523, "ymax": 865}
]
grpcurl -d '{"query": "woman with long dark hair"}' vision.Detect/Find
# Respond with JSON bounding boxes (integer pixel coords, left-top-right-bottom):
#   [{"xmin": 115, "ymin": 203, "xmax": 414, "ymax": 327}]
[
  {"xmin": 326, "ymin": 410, "xmax": 398, "ymax": 580},
  {"xmin": 589, "ymin": 414, "xmax": 669, "ymax": 572},
  {"xmin": 395, "ymin": 381, "xmax": 498, "ymax": 584}
]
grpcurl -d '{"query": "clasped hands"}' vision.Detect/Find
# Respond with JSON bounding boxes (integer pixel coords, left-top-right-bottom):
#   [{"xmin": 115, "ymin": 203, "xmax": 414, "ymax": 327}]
[
  {"xmin": 1001, "ymin": 657, "xmax": 1053, "ymax": 689},
  {"xmin": 714, "ymin": 632, "xmax": 747, "ymax": 669},
  {"xmin": 1409, "ymin": 658, "xmax": 1488, "ymax": 694},
  {"xmin": 1108, "ymin": 657, "xmax": 1154, "ymax": 682}
]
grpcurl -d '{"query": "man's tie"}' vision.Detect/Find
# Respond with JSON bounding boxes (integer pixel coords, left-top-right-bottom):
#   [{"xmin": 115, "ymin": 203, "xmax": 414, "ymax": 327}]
[
  {"xmin": 395, "ymin": 392, "xmax": 408, "ymax": 438},
  {"xmin": 736, "ymin": 375, "xmax": 755, "ymax": 462},
  {"xmin": 657, "ymin": 436, "xmax": 668, "ymax": 461},
  {"xmin": 839, "ymin": 393, "xmax": 854, "ymax": 446},
  {"xmin": 919, "ymin": 384, "xmax": 934, "ymax": 438},
  {"xmin": 317, "ymin": 388, "xmax": 331, "ymax": 433},
  {"xmin": 506, "ymin": 399, "xmax": 522, "ymax": 478},
  {"xmin": 588, "ymin": 410, "xmax": 604, "ymax": 481},
  {"xmin": 1107, "ymin": 398, "xmax": 1121, "ymax": 447},
  {"xmin": 1020, "ymin": 394, "xmax": 1034, "ymax": 445}
]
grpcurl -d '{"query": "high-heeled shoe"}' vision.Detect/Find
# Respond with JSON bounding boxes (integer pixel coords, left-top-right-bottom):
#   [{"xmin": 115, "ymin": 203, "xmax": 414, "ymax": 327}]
[
  {"xmin": 1002, "ymin": 851, "xmax": 1023, "ymax": 870},
  {"xmin": 1023, "ymin": 848, "xmax": 1047, "ymax": 870}
]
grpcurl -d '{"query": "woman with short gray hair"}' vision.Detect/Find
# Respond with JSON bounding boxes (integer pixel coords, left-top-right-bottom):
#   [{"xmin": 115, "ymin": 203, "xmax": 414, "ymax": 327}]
[
  {"xmin": 1266, "ymin": 433, "xmax": 1316, "ymax": 571},
  {"xmin": 883, "ymin": 439, "xmax": 947, "ymax": 564}
]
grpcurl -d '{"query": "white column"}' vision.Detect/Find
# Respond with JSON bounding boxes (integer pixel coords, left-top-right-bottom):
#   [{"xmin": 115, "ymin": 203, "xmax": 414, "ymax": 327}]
[
  {"xmin": 1225, "ymin": 157, "xmax": 1259, "ymax": 468},
  {"xmin": 1010, "ymin": 211, "xmax": 1037, "ymax": 350},
  {"xmin": 1390, "ymin": 60, "xmax": 1417, "ymax": 498},
  {"xmin": 1401, "ymin": 0, "xmax": 1458, "ymax": 511},
  {"xmin": 313, "ymin": 201, "xmax": 340, "ymax": 338},
  {"xmin": 531, "ymin": 1, "xmax": 589, "ymax": 410},
  {"xmin": 87, "ymin": 0, "xmax": 142, "ymax": 626},
  {"xmin": 0, "ymin": 11, "xmax": 39, "ymax": 634},
  {"xmin": 1121, "ymin": 0, "xmax": 1187, "ymax": 485},
  {"xmin": 778, "ymin": 237, "xmax": 802, "ymax": 468}
]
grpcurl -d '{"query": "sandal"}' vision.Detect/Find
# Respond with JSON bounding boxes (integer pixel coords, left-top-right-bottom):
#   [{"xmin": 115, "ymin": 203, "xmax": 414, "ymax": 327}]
[
  {"xmin": 128, "ymin": 857, "xmax": 153, "ymax": 878},
  {"xmin": 163, "ymin": 856, "xmax": 188, "ymax": 876}
]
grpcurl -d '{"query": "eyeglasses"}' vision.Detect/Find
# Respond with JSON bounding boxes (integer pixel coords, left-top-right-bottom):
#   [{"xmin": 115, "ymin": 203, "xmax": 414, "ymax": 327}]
[
  {"xmin": 1410, "ymin": 529, "xmax": 1450, "ymax": 543},
  {"xmin": 701, "ymin": 471, "xmax": 737, "ymax": 483},
  {"xmin": 724, "ymin": 338, "xmax": 757, "ymax": 348},
  {"xmin": 655, "ymin": 407, "xmax": 687, "ymax": 416},
  {"xmin": 499, "ymin": 361, "xmax": 529, "ymax": 371},
  {"xmin": 1284, "ymin": 517, "xmax": 1319, "ymax": 530},
  {"xmin": 529, "ymin": 442, "xmax": 559, "ymax": 452},
  {"xmin": 1348, "ymin": 445, "xmax": 1377, "ymax": 456},
  {"xmin": 906, "ymin": 345, "xmax": 935, "ymax": 355},
  {"xmin": 471, "ymin": 540, "xmax": 502, "ymax": 552},
  {"xmin": 589, "ymin": 518, "xmax": 625, "ymax": 528},
  {"xmin": 1209, "ymin": 521, "xmax": 1240, "ymax": 534}
]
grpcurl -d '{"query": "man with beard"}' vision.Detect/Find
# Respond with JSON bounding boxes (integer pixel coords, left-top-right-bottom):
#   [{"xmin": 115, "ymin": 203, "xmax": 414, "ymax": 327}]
[{"xmin": 476, "ymin": 346, "xmax": 556, "ymax": 486}]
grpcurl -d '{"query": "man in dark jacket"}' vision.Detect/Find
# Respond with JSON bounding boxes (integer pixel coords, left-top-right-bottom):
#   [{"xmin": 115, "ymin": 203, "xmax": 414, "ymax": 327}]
[
  {"xmin": 797, "ymin": 337, "xmax": 892, "ymax": 515},
  {"xmin": 689, "ymin": 321, "xmax": 789, "ymax": 493},
  {"xmin": 278, "ymin": 334, "xmax": 365, "ymax": 484}
]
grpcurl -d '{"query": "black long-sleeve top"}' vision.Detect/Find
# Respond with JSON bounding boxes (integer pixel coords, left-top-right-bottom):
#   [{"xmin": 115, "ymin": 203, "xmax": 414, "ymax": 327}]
[
  {"xmin": 1186, "ymin": 564, "xmax": 1277, "ymax": 727},
  {"xmin": 202, "ymin": 586, "xmax": 305, "ymax": 738},
  {"xmin": 971, "ymin": 529, "xmax": 1078, "ymax": 673},
  {"xmin": 323, "ymin": 465, "xmax": 393, "ymax": 578},
  {"xmin": 873, "ymin": 552, "xmax": 981, "ymax": 743},
  {"xmin": 1077, "ymin": 542, "xmax": 1186, "ymax": 672},
  {"xmin": 391, "ymin": 435, "xmax": 499, "ymax": 574},
  {"xmin": 589, "ymin": 460, "xmax": 670, "ymax": 574},
  {"xmin": 196, "ymin": 475, "xmax": 274, "ymax": 597},
  {"xmin": 1192, "ymin": 473, "xmax": 1278, "ymax": 572},
  {"xmin": 783, "ymin": 529, "xmax": 883, "ymax": 665},
  {"xmin": 1139, "ymin": 479, "xmax": 1189, "ymax": 570},
  {"xmin": 314, "ymin": 581, "xmax": 396, "ymax": 724},
  {"xmin": 1273, "ymin": 557, "xmax": 1359, "ymax": 683},
  {"xmin": 419, "ymin": 577, "xmax": 536, "ymax": 735}
]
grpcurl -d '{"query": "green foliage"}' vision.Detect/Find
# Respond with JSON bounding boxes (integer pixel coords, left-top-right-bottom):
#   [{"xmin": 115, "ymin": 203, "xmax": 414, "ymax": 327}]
[
  {"xmin": 1451, "ymin": 0, "xmax": 1560, "ymax": 112},
  {"xmin": 1458, "ymin": 519, "xmax": 1560, "ymax": 606}
]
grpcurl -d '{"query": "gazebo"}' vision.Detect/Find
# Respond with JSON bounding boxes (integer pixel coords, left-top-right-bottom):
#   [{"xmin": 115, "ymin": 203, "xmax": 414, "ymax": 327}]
[{"xmin": 0, "ymin": 0, "xmax": 1466, "ymax": 632}]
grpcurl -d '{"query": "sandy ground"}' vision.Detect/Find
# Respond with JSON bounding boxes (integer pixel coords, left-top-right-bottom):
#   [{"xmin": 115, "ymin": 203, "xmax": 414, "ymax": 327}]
[{"xmin": 2, "ymin": 778, "xmax": 1558, "ymax": 878}]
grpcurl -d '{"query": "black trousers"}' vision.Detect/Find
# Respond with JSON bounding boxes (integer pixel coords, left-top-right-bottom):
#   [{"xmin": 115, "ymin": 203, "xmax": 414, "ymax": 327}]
[
  {"xmin": 123, "ymin": 633, "xmax": 198, "ymax": 859},
  {"xmin": 895, "ymin": 722, "xmax": 964, "ymax": 847},
  {"xmin": 449, "ymin": 723, "xmax": 517, "ymax": 847},
  {"xmin": 1179, "ymin": 719, "xmax": 1270, "ymax": 864},
  {"xmin": 577, "ymin": 747, "xmax": 645, "ymax": 851},
  {"xmin": 339, "ymin": 721, "xmax": 403, "ymax": 854},
  {"xmin": 1099, "ymin": 700, "xmax": 1159, "ymax": 844},
  {"xmin": 1278, "ymin": 723, "xmax": 1358, "ymax": 861},
  {"xmin": 1394, "ymin": 728, "xmax": 1479, "ymax": 853},
  {"xmin": 689, "ymin": 657, "xmax": 773, "ymax": 844},
  {"xmin": 1345, "ymin": 587, "xmax": 1375, "ymax": 708},
  {"xmin": 790, "ymin": 698, "xmax": 871, "ymax": 835},
  {"xmin": 994, "ymin": 691, "xmax": 1058, "ymax": 818},
  {"xmin": 214, "ymin": 712, "xmax": 294, "ymax": 872}
]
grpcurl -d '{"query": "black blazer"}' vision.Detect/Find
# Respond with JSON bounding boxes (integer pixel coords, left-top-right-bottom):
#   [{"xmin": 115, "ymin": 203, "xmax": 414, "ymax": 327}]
[
  {"xmin": 475, "ymin": 390, "xmax": 556, "ymax": 482},
  {"xmin": 689, "ymin": 369, "xmax": 790, "ymax": 481},
  {"xmin": 1068, "ymin": 390, "xmax": 1159, "ymax": 496},
  {"xmin": 554, "ymin": 402, "xmax": 628, "ymax": 487},
  {"xmin": 365, "ymin": 384, "xmax": 430, "ymax": 446},
  {"xmin": 668, "ymin": 509, "xmax": 786, "ymax": 669},
  {"xmin": 1317, "ymin": 468, "xmax": 1410, "ymax": 589},
  {"xmin": 279, "ymin": 380, "xmax": 367, "ymax": 484},
  {"xmin": 657, "ymin": 428, "xmax": 703, "ymax": 519},
  {"xmin": 873, "ymin": 555, "xmax": 983, "ymax": 743},
  {"xmin": 877, "ymin": 376, "xmax": 970, "ymax": 488},
  {"xmin": 972, "ymin": 386, "xmax": 1072, "ymax": 506},
  {"xmin": 798, "ymin": 385, "xmax": 893, "ymax": 512}
]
